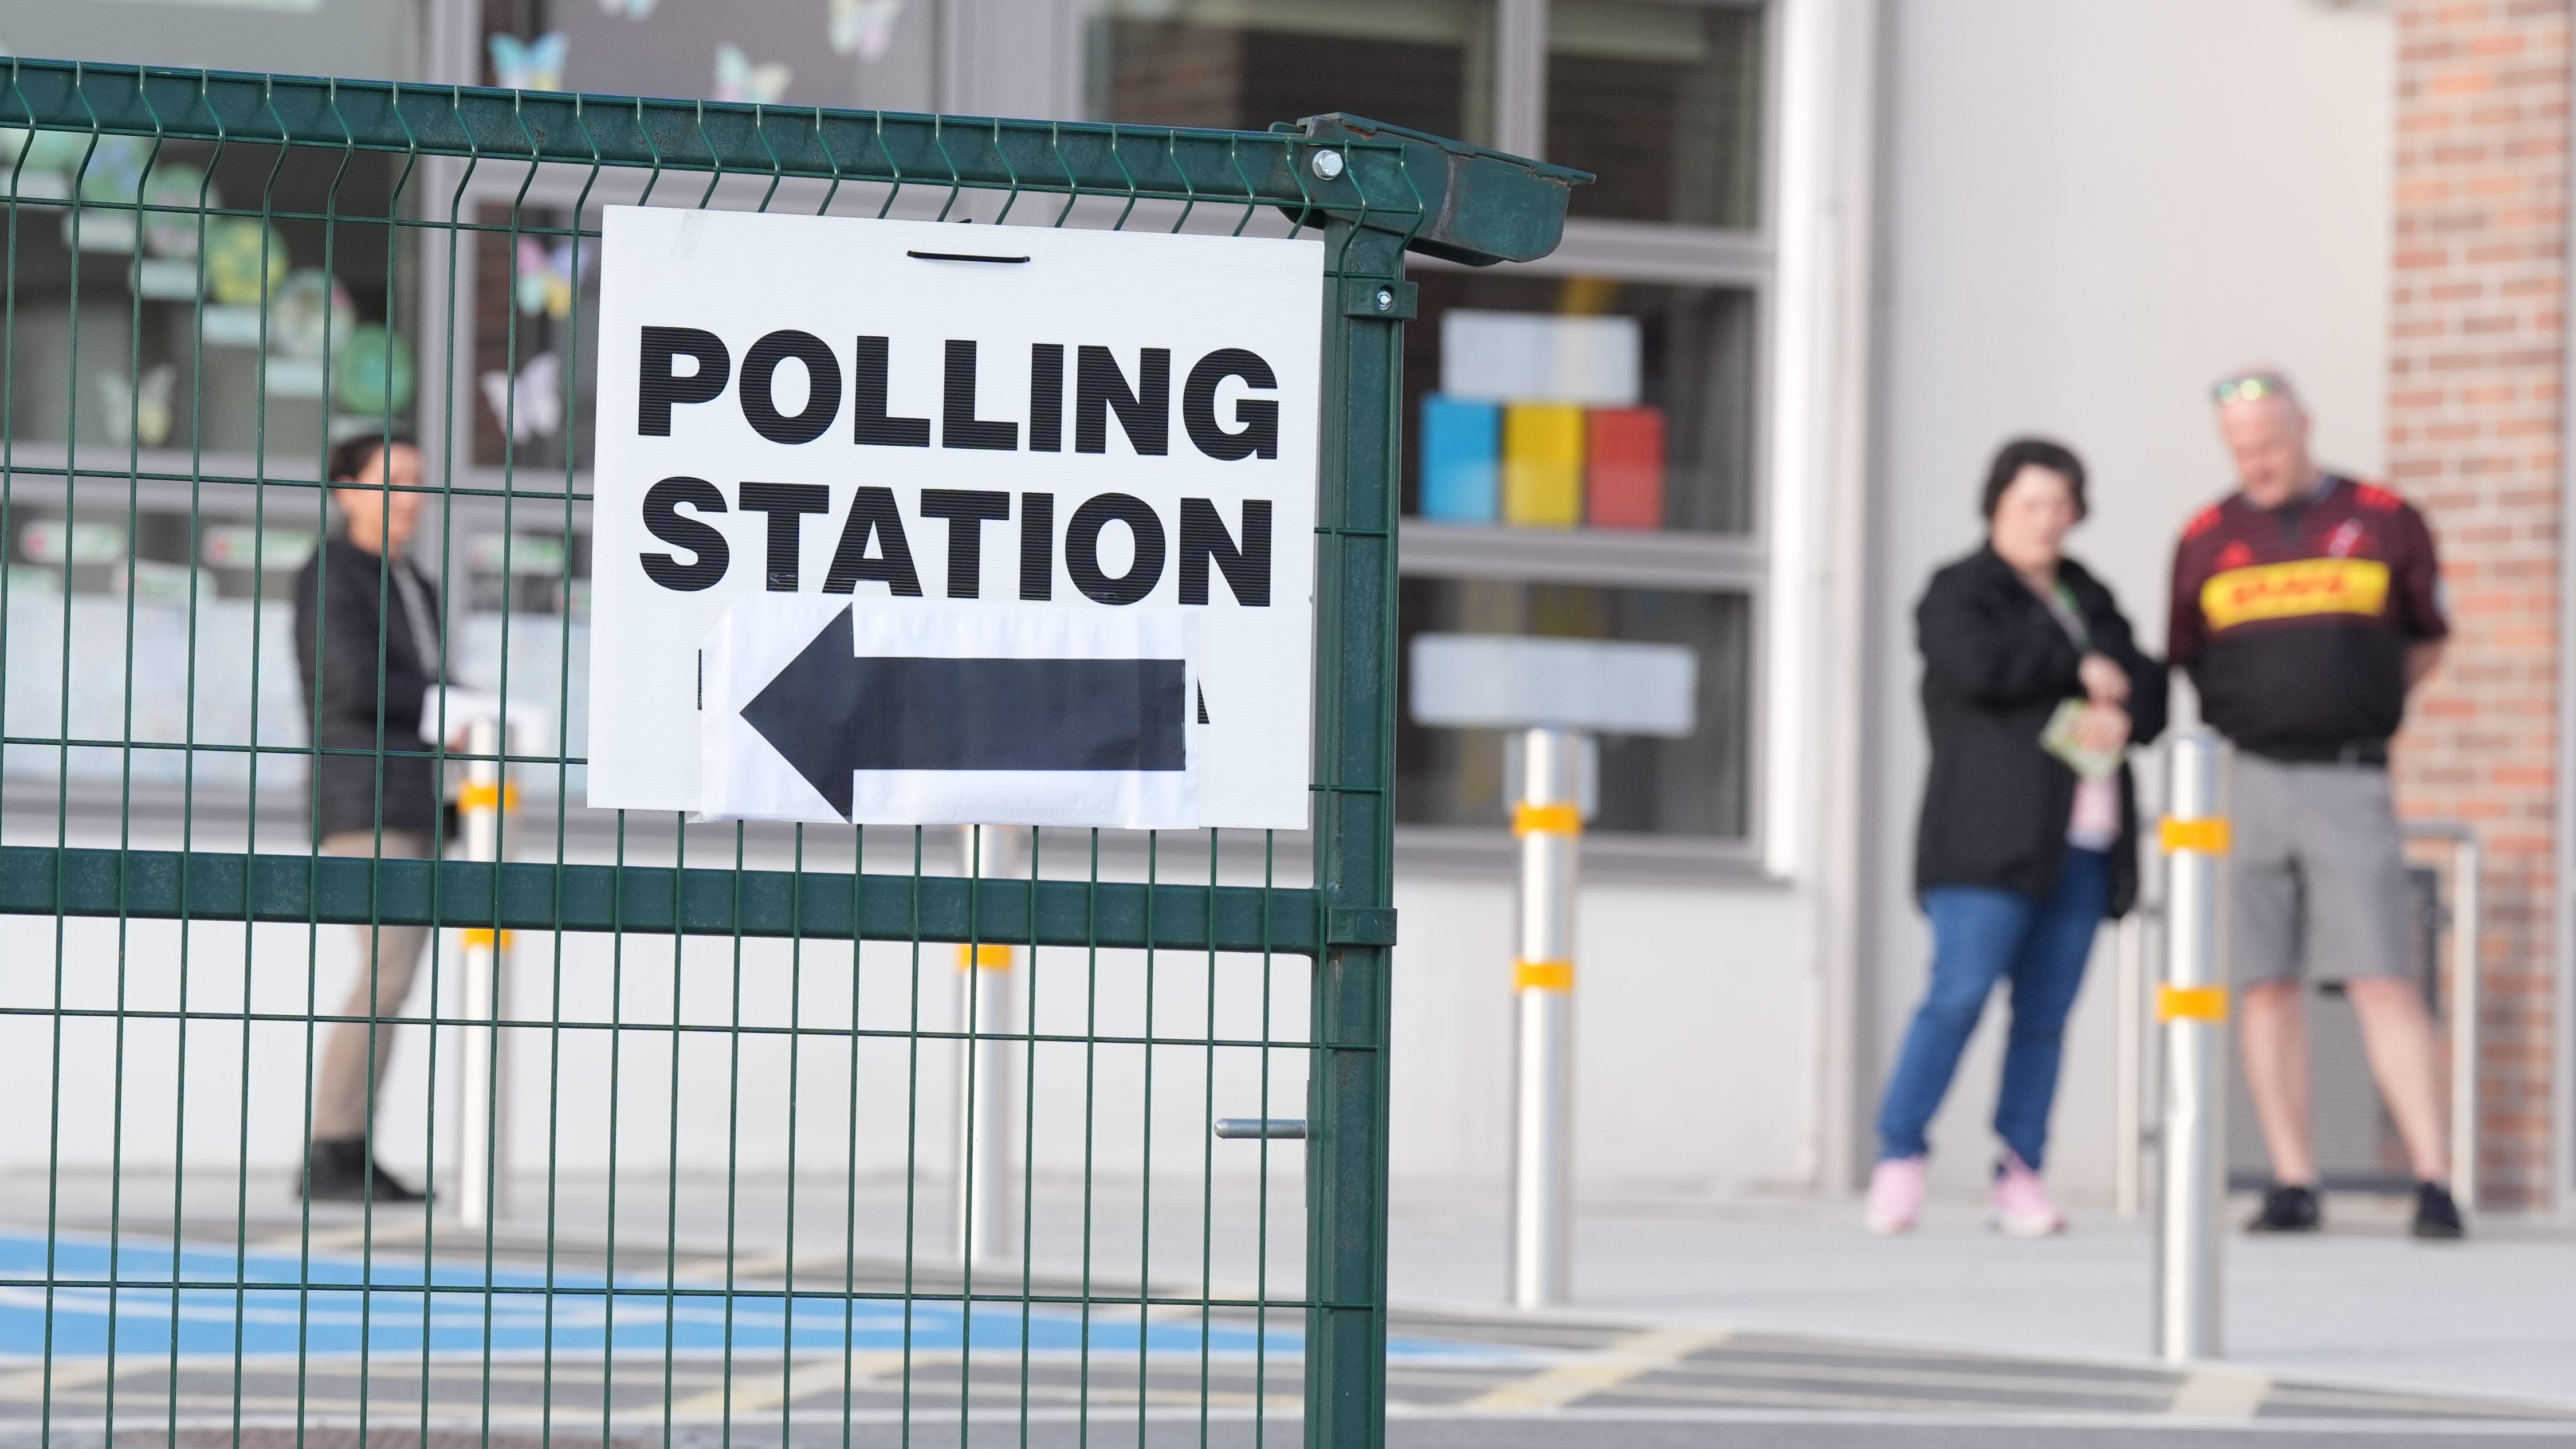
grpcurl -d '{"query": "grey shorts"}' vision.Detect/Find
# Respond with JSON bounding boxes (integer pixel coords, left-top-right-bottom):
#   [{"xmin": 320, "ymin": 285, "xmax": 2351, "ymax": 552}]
[{"xmin": 2229, "ymin": 752, "xmax": 2414, "ymax": 987}]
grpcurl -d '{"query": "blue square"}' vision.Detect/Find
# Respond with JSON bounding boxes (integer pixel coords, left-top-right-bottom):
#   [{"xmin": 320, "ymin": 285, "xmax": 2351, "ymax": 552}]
[{"xmin": 1420, "ymin": 395, "xmax": 1501, "ymax": 522}]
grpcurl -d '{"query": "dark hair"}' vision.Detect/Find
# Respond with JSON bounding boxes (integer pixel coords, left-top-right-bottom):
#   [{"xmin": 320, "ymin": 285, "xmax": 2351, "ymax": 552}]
[
  {"xmin": 1980, "ymin": 437, "xmax": 2088, "ymax": 521},
  {"xmin": 327, "ymin": 431, "xmax": 417, "ymax": 484}
]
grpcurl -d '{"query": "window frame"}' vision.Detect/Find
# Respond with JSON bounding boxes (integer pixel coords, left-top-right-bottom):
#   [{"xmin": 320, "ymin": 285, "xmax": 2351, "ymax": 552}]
[
  {"xmin": 420, "ymin": 0, "xmax": 1782, "ymax": 875},
  {"xmin": 1388, "ymin": 0, "xmax": 1780, "ymax": 871}
]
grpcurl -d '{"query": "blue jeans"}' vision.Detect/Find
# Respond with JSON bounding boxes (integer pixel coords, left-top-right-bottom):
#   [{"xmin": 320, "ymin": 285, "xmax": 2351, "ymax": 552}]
[{"xmin": 1876, "ymin": 849, "xmax": 2111, "ymax": 1171}]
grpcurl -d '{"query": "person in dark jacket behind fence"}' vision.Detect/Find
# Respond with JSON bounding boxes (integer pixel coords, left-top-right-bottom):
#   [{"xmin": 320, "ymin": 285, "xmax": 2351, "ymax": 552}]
[
  {"xmin": 292, "ymin": 431, "xmax": 447, "ymax": 1204},
  {"xmin": 1866, "ymin": 438, "xmax": 2168, "ymax": 1236}
]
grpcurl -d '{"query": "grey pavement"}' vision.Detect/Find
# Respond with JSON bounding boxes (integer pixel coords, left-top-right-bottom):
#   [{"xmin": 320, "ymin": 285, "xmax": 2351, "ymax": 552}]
[
  {"xmin": 1377, "ymin": 1185, "xmax": 2576, "ymax": 1409},
  {"xmin": 9, "ymin": 1172, "xmax": 2574, "ymax": 1447}
]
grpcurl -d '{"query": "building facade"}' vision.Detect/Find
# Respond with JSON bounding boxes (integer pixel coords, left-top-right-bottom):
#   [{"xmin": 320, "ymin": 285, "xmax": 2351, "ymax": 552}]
[{"xmin": 0, "ymin": 0, "xmax": 2564, "ymax": 1221}]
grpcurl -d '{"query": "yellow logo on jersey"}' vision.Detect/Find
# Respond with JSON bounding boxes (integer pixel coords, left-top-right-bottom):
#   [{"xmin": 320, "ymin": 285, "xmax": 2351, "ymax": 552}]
[{"xmin": 2201, "ymin": 558, "xmax": 2390, "ymax": 631}]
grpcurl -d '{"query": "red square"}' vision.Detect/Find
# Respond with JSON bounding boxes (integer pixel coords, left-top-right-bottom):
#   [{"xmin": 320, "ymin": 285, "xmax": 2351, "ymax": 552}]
[{"xmin": 1585, "ymin": 407, "xmax": 1665, "ymax": 529}]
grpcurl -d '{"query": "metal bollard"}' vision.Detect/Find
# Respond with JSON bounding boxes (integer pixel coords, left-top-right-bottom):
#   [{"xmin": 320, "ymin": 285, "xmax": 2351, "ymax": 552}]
[
  {"xmin": 1510, "ymin": 728, "xmax": 1581, "ymax": 1309},
  {"xmin": 455, "ymin": 712, "xmax": 512, "ymax": 1228},
  {"xmin": 2402, "ymin": 822, "xmax": 2483, "ymax": 1213},
  {"xmin": 2154, "ymin": 735, "xmax": 2229, "ymax": 1361},
  {"xmin": 956, "ymin": 824, "xmax": 1024, "ymax": 1267}
]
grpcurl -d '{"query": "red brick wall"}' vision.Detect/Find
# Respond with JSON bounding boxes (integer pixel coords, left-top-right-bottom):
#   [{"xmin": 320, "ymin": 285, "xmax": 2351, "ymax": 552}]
[{"xmin": 2388, "ymin": 0, "xmax": 2568, "ymax": 1210}]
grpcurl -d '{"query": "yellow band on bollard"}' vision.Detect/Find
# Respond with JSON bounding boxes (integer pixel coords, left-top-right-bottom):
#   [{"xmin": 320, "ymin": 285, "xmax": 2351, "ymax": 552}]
[
  {"xmin": 1514, "ymin": 959, "xmax": 1573, "ymax": 992},
  {"xmin": 956, "ymin": 943, "xmax": 1014, "ymax": 971},
  {"xmin": 2157, "ymin": 984, "xmax": 2231, "ymax": 1023},
  {"xmin": 2159, "ymin": 816, "xmax": 2232, "ymax": 855},
  {"xmin": 1513, "ymin": 803, "xmax": 1582, "ymax": 839},
  {"xmin": 458, "ymin": 782, "xmax": 521, "ymax": 814},
  {"xmin": 462, "ymin": 928, "xmax": 515, "ymax": 948}
]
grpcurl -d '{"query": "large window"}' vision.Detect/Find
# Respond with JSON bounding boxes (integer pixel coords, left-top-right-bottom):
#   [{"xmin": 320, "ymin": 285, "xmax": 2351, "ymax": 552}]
[
  {"xmin": 0, "ymin": 136, "xmax": 416, "ymax": 467},
  {"xmin": 2, "ymin": 501, "xmax": 588, "ymax": 799},
  {"xmin": 0, "ymin": 133, "xmax": 422, "ymax": 800},
  {"xmin": 1550, "ymin": 0, "xmax": 1765, "ymax": 226},
  {"xmin": 476, "ymin": 0, "xmax": 936, "ymax": 109},
  {"xmin": 1407, "ymin": 273, "xmax": 1758, "ymax": 534},
  {"xmin": 1398, "ymin": 579, "xmax": 1750, "ymax": 835},
  {"xmin": 1085, "ymin": 0, "xmax": 1496, "ymax": 143},
  {"xmin": 1091, "ymin": 0, "xmax": 1772, "ymax": 850},
  {"xmin": 438, "ymin": 0, "xmax": 1772, "ymax": 851}
]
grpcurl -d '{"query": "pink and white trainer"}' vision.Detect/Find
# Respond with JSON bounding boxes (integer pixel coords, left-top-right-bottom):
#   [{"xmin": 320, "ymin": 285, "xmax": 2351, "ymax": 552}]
[
  {"xmin": 1990, "ymin": 1153, "xmax": 2067, "ymax": 1237},
  {"xmin": 1865, "ymin": 1155, "xmax": 1927, "ymax": 1235}
]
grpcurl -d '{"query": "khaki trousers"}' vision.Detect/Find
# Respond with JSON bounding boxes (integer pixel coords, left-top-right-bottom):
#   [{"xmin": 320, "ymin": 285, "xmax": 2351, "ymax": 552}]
[{"xmin": 312, "ymin": 830, "xmax": 434, "ymax": 1142}]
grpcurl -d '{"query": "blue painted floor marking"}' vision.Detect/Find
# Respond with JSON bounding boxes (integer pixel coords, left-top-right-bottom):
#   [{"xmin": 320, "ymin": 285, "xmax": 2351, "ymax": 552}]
[{"xmin": 0, "ymin": 1235, "xmax": 1519, "ymax": 1365}]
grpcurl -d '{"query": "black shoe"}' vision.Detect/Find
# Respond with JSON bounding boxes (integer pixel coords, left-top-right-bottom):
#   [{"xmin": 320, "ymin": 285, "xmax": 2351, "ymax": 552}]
[
  {"xmin": 301, "ymin": 1138, "xmax": 427, "ymax": 1204},
  {"xmin": 2247, "ymin": 1183, "xmax": 2322, "ymax": 1232},
  {"xmin": 2411, "ymin": 1181, "xmax": 2465, "ymax": 1240}
]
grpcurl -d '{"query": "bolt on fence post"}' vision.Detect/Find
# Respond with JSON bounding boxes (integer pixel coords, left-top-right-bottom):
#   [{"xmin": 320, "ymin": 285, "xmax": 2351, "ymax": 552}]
[
  {"xmin": 1511, "ymin": 727, "xmax": 1581, "ymax": 1309},
  {"xmin": 956, "ymin": 823, "xmax": 1023, "ymax": 1267},
  {"xmin": 456, "ymin": 711, "xmax": 512, "ymax": 1228},
  {"xmin": 2154, "ymin": 734, "xmax": 2229, "ymax": 1361}
]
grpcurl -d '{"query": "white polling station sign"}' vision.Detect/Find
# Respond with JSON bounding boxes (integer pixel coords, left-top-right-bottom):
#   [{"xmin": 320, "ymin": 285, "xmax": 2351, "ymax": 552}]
[{"xmin": 584, "ymin": 207, "xmax": 1322, "ymax": 830}]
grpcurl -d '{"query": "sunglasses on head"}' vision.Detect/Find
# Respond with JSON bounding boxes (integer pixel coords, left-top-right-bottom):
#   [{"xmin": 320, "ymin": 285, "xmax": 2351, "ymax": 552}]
[{"xmin": 2212, "ymin": 374, "xmax": 2290, "ymax": 406}]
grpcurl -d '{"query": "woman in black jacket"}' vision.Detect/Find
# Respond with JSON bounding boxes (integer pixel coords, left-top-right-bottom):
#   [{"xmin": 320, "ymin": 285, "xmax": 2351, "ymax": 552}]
[{"xmin": 1867, "ymin": 438, "xmax": 2167, "ymax": 1236}]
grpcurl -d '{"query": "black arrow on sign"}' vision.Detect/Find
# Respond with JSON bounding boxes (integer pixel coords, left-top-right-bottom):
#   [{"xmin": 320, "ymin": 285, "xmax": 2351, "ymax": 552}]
[{"xmin": 741, "ymin": 606, "xmax": 1189, "ymax": 819}]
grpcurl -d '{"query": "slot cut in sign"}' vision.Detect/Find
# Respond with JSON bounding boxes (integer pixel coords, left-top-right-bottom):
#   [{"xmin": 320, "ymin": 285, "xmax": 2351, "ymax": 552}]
[{"xmin": 586, "ymin": 209, "xmax": 1323, "ymax": 829}]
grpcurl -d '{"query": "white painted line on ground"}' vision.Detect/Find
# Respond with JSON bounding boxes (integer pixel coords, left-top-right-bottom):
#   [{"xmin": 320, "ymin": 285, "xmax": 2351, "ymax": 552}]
[
  {"xmin": 1463, "ymin": 1324, "xmax": 1732, "ymax": 1411},
  {"xmin": 252, "ymin": 1220, "xmax": 428, "ymax": 1253},
  {"xmin": 663, "ymin": 1349, "xmax": 910, "ymax": 1417},
  {"xmin": 0, "ymin": 1358, "xmax": 115, "ymax": 1400},
  {"xmin": 2169, "ymin": 1365, "xmax": 2274, "ymax": 1418}
]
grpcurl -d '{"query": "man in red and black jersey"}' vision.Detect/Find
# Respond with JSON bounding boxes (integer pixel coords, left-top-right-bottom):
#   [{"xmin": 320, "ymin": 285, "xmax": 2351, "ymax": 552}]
[{"xmin": 2169, "ymin": 368, "xmax": 2463, "ymax": 1239}]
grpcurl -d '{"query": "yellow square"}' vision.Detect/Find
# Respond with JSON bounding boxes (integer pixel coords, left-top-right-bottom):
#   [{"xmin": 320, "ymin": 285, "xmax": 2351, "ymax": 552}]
[{"xmin": 1502, "ymin": 404, "xmax": 1585, "ymax": 528}]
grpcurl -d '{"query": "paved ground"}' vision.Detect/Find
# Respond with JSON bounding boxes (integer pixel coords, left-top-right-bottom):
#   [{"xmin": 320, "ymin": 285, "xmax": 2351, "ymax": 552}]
[
  {"xmin": 1381, "ymin": 1187, "xmax": 2576, "ymax": 1408},
  {"xmin": 4, "ymin": 1177, "xmax": 2572, "ymax": 1447},
  {"xmin": 3, "ymin": 1195, "xmax": 2573, "ymax": 1448}
]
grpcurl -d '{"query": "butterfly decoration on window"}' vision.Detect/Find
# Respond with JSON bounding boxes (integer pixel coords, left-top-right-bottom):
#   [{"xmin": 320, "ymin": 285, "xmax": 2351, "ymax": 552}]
[
  {"xmin": 514, "ymin": 237, "xmax": 588, "ymax": 321},
  {"xmin": 830, "ymin": 0, "xmax": 905, "ymax": 62},
  {"xmin": 488, "ymin": 32, "xmax": 568, "ymax": 93},
  {"xmin": 598, "ymin": 0, "xmax": 657, "ymax": 18},
  {"xmin": 713, "ymin": 44, "xmax": 792, "ymax": 105},
  {"xmin": 98, "ymin": 364, "xmax": 178, "ymax": 449},
  {"xmin": 481, "ymin": 352, "xmax": 565, "ymax": 444}
]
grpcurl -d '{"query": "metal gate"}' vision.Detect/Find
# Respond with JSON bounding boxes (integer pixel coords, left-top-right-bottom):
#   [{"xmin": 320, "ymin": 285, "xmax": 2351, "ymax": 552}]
[{"xmin": 0, "ymin": 59, "xmax": 1577, "ymax": 1448}]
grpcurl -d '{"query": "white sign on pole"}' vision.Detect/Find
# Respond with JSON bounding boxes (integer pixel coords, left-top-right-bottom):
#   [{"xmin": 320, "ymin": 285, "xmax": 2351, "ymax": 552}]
[
  {"xmin": 1408, "ymin": 633, "xmax": 1698, "ymax": 737},
  {"xmin": 584, "ymin": 207, "xmax": 1322, "ymax": 830}
]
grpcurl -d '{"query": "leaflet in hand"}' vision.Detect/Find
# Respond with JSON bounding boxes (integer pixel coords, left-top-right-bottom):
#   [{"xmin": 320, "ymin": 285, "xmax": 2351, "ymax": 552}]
[{"xmin": 2041, "ymin": 698, "xmax": 2124, "ymax": 782}]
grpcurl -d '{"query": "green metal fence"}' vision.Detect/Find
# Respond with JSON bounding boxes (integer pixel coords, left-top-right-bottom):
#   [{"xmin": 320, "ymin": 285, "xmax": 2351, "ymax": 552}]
[{"xmin": 0, "ymin": 57, "xmax": 1575, "ymax": 1449}]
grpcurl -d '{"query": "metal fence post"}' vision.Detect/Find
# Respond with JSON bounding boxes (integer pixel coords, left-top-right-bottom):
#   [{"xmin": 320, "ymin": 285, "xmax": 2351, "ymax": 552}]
[
  {"xmin": 2155, "ymin": 734, "xmax": 2228, "ymax": 1362},
  {"xmin": 456, "ymin": 710, "xmax": 511, "ymax": 1228},
  {"xmin": 2453, "ymin": 835, "xmax": 2481, "ymax": 1211},
  {"xmin": 2115, "ymin": 912, "xmax": 2148, "ymax": 1221},
  {"xmin": 956, "ymin": 823, "xmax": 1022, "ymax": 1267},
  {"xmin": 2403, "ymin": 822, "xmax": 2483, "ymax": 1210},
  {"xmin": 1303, "ymin": 214, "xmax": 1409, "ymax": 1449},
  {"xmin": 1511, "ymin": 727, "xmax": 1580, "ymax": 1309}
]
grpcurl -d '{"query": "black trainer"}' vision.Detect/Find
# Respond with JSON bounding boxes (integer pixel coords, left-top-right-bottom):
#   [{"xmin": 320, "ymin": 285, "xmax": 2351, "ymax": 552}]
[
  {"xmin": 2247, "ymin": 1182, "xmax": 2322, "ymax": 1232},
  {"xmin": 2411, "ymin": 1181, "xmax": 2465, "ymax": 1240},
  {"xmin": 301, "ymin": 1138, "xmax": 427, "ymax": 1204}
]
